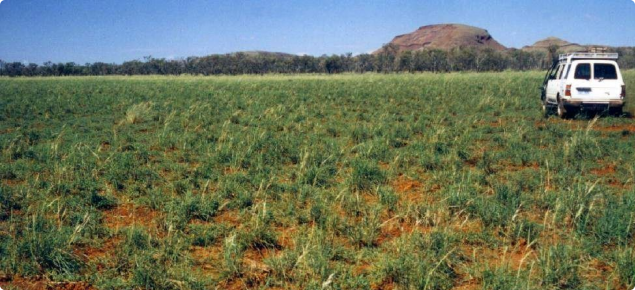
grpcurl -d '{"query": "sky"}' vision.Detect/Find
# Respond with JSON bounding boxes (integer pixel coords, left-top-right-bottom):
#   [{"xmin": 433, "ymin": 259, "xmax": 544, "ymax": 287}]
[{"xmin": 0, "ymin": 0, "xmax": 634, "ymax": 64}]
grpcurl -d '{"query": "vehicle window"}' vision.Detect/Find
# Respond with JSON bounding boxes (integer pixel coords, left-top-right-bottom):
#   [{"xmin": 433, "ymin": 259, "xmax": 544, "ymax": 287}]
[
  {"xmin": 550, "ymin": 64, "xmax": 562, "ymax": 80},
  {"xmin": 548, "ymin": 66, "xmax": 558, "ymax": 79},
  {"xmin": 556, "ymin": 64, "xmax": 565, "ymax": 79},
  {"xmin": 594, "ymin": 64, "xmax": 617, "ymax": 80},
  {"xmin": 574, "ymin": 63, "xmax": 591, "ymax": 80},
  {"xmin": 563, "ymin": 64, "xmax": 571, "ymax": 79}
]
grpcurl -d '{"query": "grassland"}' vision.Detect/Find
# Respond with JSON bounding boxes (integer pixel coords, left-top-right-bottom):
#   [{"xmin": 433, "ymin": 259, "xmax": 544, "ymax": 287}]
[{"xmin": 1, "ymin": 71, "xmax": 635, "ymax": 290}]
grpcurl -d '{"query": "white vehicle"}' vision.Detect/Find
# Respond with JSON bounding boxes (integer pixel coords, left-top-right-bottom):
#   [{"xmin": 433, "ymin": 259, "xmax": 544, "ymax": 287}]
[{"xmin": 541, "ymin": 53, "xmax": 626, "ymax": 118}]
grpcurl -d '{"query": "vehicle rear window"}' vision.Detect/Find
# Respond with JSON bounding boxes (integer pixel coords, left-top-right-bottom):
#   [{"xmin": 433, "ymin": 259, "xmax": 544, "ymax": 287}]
[
  {"xmin": 594, "ymin": 64, "xmax": 618, "ymax": 80},
  {"xmin": 574, "ymin": 63, "xmax": 591, "ymax": 80}
]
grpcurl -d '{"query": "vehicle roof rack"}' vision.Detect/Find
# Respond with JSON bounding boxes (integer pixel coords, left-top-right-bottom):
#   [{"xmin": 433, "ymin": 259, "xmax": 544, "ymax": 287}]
[{"xmin": 559, "ymin": 53, "xmax": 618, "ymax": 61}]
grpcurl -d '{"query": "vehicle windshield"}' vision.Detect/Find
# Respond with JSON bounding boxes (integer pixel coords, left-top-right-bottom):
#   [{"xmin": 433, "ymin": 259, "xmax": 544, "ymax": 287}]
[
  {"xmin": 594, "ymin": 63, "xmax": 618, "ymax": 80},
  {"xmin": 574, "ymin": 63, "xmax": 591, "ymax": 80}
]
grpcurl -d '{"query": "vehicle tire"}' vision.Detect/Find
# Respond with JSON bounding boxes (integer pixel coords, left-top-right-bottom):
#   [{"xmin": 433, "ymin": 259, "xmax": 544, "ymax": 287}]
[
  {"xmin": 557, "ymin": 97, "xmax": 568, "ymax": 119},
  {"xmin": 609, "ymin": 106, "xmax": 623, "ymax": 116},
  {"xmin": 542, "ymin": 97, "xmax": 551, "ymax": 117}
]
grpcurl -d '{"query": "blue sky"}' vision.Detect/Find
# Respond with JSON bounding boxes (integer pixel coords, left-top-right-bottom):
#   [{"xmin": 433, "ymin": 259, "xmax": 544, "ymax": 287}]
[{"xmin": 0, "ymin": 0, "xmax": 634, "ymax": 64}]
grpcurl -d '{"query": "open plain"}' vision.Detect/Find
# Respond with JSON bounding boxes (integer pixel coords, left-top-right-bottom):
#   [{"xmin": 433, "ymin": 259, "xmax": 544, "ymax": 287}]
[{"xmin": 1, "ymin": 71, "xmax": 635, "ymax": 289}]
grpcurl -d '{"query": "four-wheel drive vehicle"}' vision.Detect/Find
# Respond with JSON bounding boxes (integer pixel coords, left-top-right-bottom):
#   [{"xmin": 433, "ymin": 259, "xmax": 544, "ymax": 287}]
[{"xmin": 541, "ymin": 53, "xmax": 626, "ymax": 118}]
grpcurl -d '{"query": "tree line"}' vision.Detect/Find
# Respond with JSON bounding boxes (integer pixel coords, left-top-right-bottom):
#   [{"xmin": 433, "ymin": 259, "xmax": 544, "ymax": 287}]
[{"xmin": 2, "ymin": 45, "xmax": 635, "ymax": 77}]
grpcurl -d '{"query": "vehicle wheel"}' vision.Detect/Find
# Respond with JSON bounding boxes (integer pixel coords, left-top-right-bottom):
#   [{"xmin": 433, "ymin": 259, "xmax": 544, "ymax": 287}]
[
  {"xmin": 609, "ymin": 106, "xmax": 623, "ymax": 116},
  {"xmin": 542, "ymin": 97, "xmax": 551, "ymax": 117},
  {"xmin": 557, "ymin": 98, "xmax": 567, "ymax": 119}
]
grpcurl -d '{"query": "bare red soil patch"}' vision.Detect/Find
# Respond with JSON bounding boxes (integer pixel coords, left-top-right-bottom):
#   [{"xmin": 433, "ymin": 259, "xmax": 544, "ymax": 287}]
[
  {"xmin": 190, "ymin": 245, "xmax": 223, "ymax": 277},
  {"xmin": 213, "ymin": 209, "xmax": 241, "ymax": 227},
  {"xmin": 582, "ymin": 259, "xmax": 613, "ymax": 281},
  {"xmin": 608, "ymin": 179, "xmax": 631, "ymax": 189},
  {"xmin": 461, "ymin": 239, "xmax": 536, "ymax": 272},
  {"xmin": 452, "ymin": 218, "xmax": 483, "ymax": 234},
  {"xmin": 2, "ymin": 179, "xmax": 25, "ymax": 187},
  {"xmin": 590, "ymin": 164, "xmax": 616, "ymax": 176},
  {"xmin": 589, "ymin": 163, "xmax": 630, "ymax": 188},
  {"xmin": 353, "ymin": 263, "xmax": 372, "ymax": 275},
  {"xmin": 103, "ymin": 203, "xmax": 159, "ymax": 230},
  {"xmin": 371, "ymin": 280, "xmax": 396, "ymax": 290},
  {"xmin": 505, "ymin": 244, "xmax": 536, "ymax": 270},
  {"xmin": 74, "ymin": 236, "xmax": 122, "ymax": 265},
  {"xmin": 593, "ymin": 124, "xmax": 635, "ymax": 133},
  {"xmin": 243, "ymin": 247, "xmax": 275, "ymax": 275},
  {"xmin": 391, "ymin": 175, "xmax": 440, "ymax": 205},
  {"xmin": 391, "ymin": 175, "xmax": 422, "ymax": 193}
]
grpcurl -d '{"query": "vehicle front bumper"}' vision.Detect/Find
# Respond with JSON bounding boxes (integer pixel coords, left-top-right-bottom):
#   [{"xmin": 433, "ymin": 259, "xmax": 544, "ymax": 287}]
[{"xmin": 562, "ymin": 99, "xmax": 624, "ymax": 110}]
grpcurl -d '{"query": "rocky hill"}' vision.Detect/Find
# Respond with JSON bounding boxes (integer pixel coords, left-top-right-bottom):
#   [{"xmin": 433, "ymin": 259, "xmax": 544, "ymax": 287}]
[
  {"xmin": 374, "ymin": 24, "xmax": 507, "ymax": 54},
  {"xmin": 521, "ymin": 37, "xmax": 590, "ymax": 53}
]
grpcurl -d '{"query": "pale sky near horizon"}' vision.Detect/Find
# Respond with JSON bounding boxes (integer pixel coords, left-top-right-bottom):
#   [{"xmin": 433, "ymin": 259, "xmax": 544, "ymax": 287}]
[{"xmin": 0, "ymin": 0, "xmax": 634, "ymax": 64}]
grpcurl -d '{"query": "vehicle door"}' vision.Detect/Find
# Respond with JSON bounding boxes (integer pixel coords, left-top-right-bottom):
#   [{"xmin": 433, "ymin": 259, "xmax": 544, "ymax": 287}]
[
  {"xmin": 586, "ymin": 62, "xmax": 622, "ymax": 101},
  {"xmin": 542, "ymin": 62, "xmax": 557, "ymax": 100},
  {"xmin": 569, "ymin": 62, "xmax": 593, "ymax": 100},
  {"xmin": 546, "ymin": 64, "xmax": 563, "ymax": 102},
  {"xmin": 555, "ymin": 63, "xmax": 569, "ymax": 98}
]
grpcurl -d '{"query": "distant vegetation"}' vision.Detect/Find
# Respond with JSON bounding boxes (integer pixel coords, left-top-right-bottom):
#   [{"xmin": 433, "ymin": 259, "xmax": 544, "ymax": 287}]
[{"xmin": 2, "ymin": 46, "xmax": 635, "ymax": 77}]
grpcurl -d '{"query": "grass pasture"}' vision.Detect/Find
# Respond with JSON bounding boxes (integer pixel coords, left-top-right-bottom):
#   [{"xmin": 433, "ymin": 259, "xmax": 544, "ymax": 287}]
[{"xmin": 1, "ymin": 71, "xmax": 635, "ymax": 289}]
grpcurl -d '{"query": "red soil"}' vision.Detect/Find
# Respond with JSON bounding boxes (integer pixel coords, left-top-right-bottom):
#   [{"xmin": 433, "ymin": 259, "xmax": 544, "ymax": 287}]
[
  {"xmin": 391, "ymin": 174, "xmax": 437, "ymax": 204},
  {"xmin": 213, "ymin": 209, "xmax": 241, "ymax": 227},
  {"xmin": 391, "ymin": 175, "xmax": 422, "ymax": 193},
  {"xmin": 594, "ymin": 124, "xmax": 635, "ymax": 133},
  {"xmin": 461, "ymin": 238, "xmax": 536, "ymax": 272},
  {"xmin": 102, "ymin": 203, "xmax": 159, "ymax": 229},
  {"xmin": 2, "ymin": 179, "xmax": 25, "ymax": 187},
  {"xmin": 353, "ymin": 263, "xmax": 372, "ymax": 275},
  {"xmin": 590, "ymin": 164, "xmax": 616, "ymax": 176},
  {"xmin": 190, "ymin": 245, "xmax": 223, "ymax": 277},
  {"xmin": 73, "ymin": 236, "xmax": 122, "ymax": 264}
]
